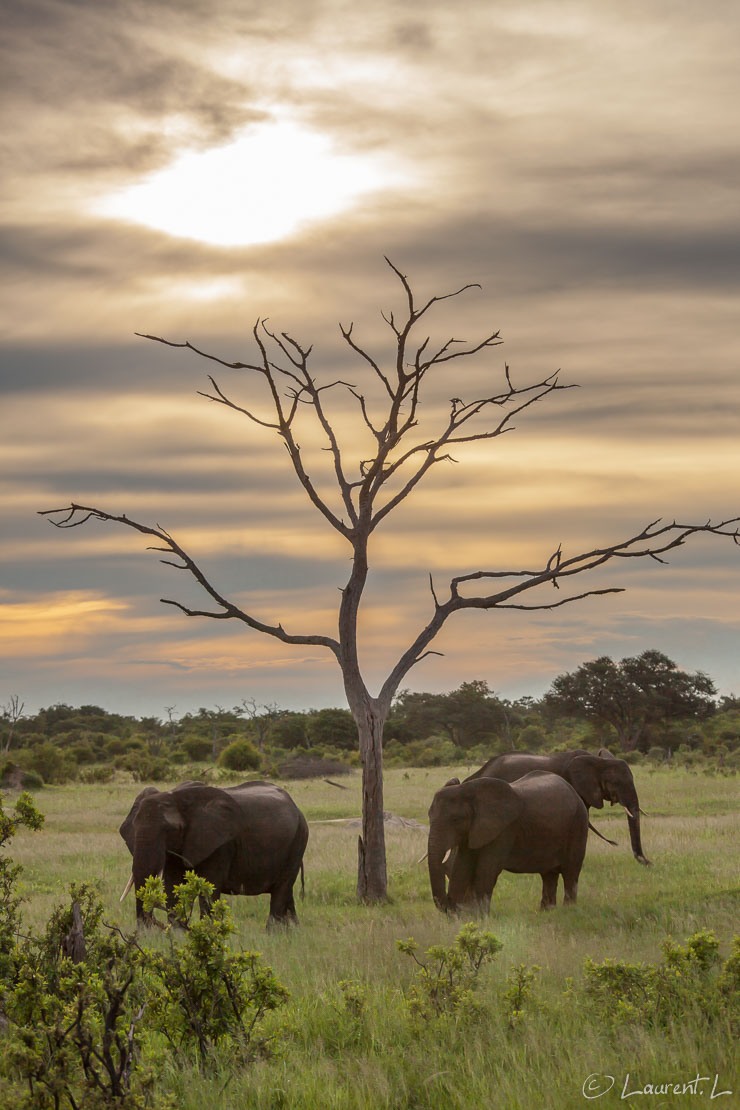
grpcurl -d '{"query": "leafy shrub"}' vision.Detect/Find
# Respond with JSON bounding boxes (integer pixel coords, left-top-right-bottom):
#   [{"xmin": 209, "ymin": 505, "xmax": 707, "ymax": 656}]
[
  {"xmin": 130, "ymin": 756, "xmax": 173, "ymax": 782},
  {"xmin": 69, "ymin": 741, "xmax": 97, "ymax": 764},
  {"xmin": 0, "ymin": 792, "xmax": 44, "ymax": 977},
  {"xmin": 142, "ymin": 874, "xmax": 289, "ymax": 1062},
  {"xmin": 16, "ymin": 742, "xmax": 76, "ymax": 784},
  {"xmin": 0, "ymin": 761, "xmax": 44, "ymax": 790},
  {"xmin": 389, "ymin": 737, "xmax": 461, "ymax": 767},
  {"xmin": 583, "ymin": 929, "xmax": 738, "ymax": 1030},
  {"xmin": 217, "ymin": 738, "xmax": 261, "ymax": 771},
  {"xmin": 502, "ymin": 962, "xmax": 540, "ymax": 1029},
  {"xmin": 78, "ymin": 764, "xmax": 115, "ymax": 784},
  {"xmin": 397, "ymin": 923, "xmax": 503, "ymax": 1019},
  {"xmin": 1, "ymin": 852, "xmax": 288, "ymax": 1106},
  {"xmin": 2, "ymin": 883, "xmax": 155, "ymax": 1109},
  {"xmin": 180, "ymin": 734, "xmax": 213, "ymax": 761}
]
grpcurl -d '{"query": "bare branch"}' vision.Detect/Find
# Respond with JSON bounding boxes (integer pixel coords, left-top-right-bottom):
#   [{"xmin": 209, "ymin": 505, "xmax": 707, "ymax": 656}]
[
  {"xmin": 495, "ymin": 588, "xmax": 626, "ymax": 610},
  {"xmin": 378, "ymin": 516, "xmax": 740, "ymax": 705},
  {"xmin": 340, "ymin": 322, "xmax": 394, "ymax": 398},
  {"xmin": 39, "ymin": 504, "xmax": 341, "ymax": 657},
  {"xmin": 136, "ymin": 333, "xmax": 257, "ymax": 372},
  {"xmin": 197, "ymin": 375, "xmax": 283, "ymax": 429}
]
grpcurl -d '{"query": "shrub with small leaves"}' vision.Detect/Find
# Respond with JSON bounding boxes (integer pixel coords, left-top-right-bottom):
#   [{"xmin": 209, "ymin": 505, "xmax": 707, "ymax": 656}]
[
  {"xmin": 0, "ymin": 791, "xmax": 44, "ymax": 979},
  {"xmin": 583, "ymin": 929, "xmax": 739, "ymax": 1031},
  {"xmin": 1, "ymin": 883, "xmax": 159, "ymax": 1110},
  {"xmin": 217, "ymin": 738, "xmax": 261, "ymax": 772},
  {"xmin": 142, "ymin": 873, "xmax": 289, "ymax": 1065},
  {"xmin": 397, "ymin": 923, "xmax": 502, "ymax": 1020},
  {"xmin": 502, "ymin": 962, "xmax": 540, "ymax": 1029}
]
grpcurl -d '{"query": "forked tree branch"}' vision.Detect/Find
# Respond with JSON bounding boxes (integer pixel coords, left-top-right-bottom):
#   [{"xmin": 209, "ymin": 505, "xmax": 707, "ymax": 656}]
[
  {"xmin": 376, "ymin": 517, "xmax": 740, "ymax": 709},
  {"xmin": 37, "ymin": 504, "xmax": 341, "ymax": 658}
]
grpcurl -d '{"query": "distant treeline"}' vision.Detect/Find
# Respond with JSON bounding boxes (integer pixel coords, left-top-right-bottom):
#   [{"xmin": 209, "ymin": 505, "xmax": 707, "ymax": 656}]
[{"xmin": 2, "ymin": 651, "xmax": 739, "ymax": 786}]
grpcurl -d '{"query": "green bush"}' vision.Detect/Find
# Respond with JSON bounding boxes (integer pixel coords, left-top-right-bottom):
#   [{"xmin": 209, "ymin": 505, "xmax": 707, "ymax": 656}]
[
  {"xmin": 397, "ymin": 923, "xmax": 503, "ymax": 1020},
  {"xmin": 142, "ymin": 875, "xmax": 289, "ymax": 1061},
  {"xmin": 583, "ymin": 929, "xmax": 738, "ymax": 1030},
  {"xmin": 78, "ymin": 764, "xmax": 115, "ymax": 784},
  {"xmin": 218, "ymin": 738, "xmax": 261, "ymax": 771},
  {"xmin": 0, "ymin": 825, "xmax": 288, "ymax": 1106},
  {"xmin": 16, "ymin": 742, "xmax": 76, "ymax": 784},
  {"xmin": 0, "ymin": 761, "xmax": 44, "ymax": 790},
  {"xmin": 130, "ymin": 756, "xmax": 172, "ymax": 782},
  {"xmin": 180, "ymin": 734, "xmax": 213, "ymax": 761}
]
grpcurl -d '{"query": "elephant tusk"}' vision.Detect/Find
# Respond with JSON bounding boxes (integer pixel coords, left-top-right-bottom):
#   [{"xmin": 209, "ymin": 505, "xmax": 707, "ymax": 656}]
[
  {"xmin": 417, "ymin": 851, "xmax": 428, "ymax": 864},
  {"xmin": 119, "ymin": 874, "xmax": 135, "ymax": 902},
  {"xmin": 622, "ymin": 806, "xmax": 635, "ymax": 819},
  {"xmin": 639, "ymin": 807, "xmax": 650, "ymax": 817}
]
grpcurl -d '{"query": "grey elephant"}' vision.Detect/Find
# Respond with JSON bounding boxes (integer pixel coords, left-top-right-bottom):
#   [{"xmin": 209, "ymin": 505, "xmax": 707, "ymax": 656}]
[
  {"xmin": 466, "ymin": 749, "xmax": 650, "ymax": 865},
  {"xmin": 428, "ymin": 771, "xmax": 588, "ymax": 913},
  {"xmin": 119, "ymin": 780, "xmax": 308, "ymax": 928}
]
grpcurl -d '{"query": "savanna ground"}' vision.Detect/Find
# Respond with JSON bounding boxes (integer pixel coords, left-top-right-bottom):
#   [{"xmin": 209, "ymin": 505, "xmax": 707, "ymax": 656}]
[{"xmin": 6, "ymin": 764, "xmax": 740, "ymax": 1110}]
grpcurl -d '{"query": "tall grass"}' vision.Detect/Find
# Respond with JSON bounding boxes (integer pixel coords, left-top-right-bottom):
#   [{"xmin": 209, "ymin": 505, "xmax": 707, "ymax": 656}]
[{"xmin": 6, "ymin": 765, "xmax": 739, "ymax": 1108}]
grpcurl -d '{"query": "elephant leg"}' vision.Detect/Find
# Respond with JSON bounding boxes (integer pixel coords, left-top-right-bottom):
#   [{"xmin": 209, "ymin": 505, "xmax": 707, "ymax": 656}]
[
  {"xmin": 562, "ymin": 864, "xmax": 581, "ymax": 905},
  {"xmin": 540, "ymin": 869, "xmax": 559, "ymax": 910},
  {"xmin": 470, "ymin": 867, "xmax": 501, "ymax": 915},
  {"xmin": 267, "ymin": 891, "xmax": 298, "ymax": 929},
  {"xmin": 562, "ymin": 875, "xmax": 578, "ymax": 904},
  {"xmin": 266, "ymin": 823, "xmax": 307, "ymax": 928}
]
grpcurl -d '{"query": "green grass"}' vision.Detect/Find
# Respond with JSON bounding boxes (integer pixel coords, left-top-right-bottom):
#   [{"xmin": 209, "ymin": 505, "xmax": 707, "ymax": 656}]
[{"xmin": 5, "ymin": 765, "xmax": 740, "ymax": 1109}]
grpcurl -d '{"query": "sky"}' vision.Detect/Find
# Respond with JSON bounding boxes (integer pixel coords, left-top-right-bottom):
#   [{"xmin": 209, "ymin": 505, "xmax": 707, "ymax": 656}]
[{"xmin": 2, "ymin": 0, "xmax": 739, "ymax": 720}]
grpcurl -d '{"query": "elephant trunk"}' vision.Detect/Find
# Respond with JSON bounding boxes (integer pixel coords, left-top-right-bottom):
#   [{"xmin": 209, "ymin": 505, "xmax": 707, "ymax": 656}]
[
  {"xmin": 623, "ymin": 787, "xmax": 650, "ymax": 866},
  {"xmin": 427, "ymin": 828, "xmax": 450, "ymax": 911}
]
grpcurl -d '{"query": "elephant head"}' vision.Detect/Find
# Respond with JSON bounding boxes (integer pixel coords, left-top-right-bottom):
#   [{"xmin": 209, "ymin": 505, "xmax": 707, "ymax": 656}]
[
  {"xmin": 566, "ymin": 753, "xmax": 650, "ymax": 865},
  {"xmin": 119, "ymin": 782, "xmax": 246, "ymax": 921},
  {"xmin": 427, "ymin": 779, "xmax": 523, "ymax": 910}
]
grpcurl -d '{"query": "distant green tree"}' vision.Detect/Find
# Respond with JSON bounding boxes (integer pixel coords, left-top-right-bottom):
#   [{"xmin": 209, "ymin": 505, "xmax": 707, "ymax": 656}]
[
  {"xmin": 543, "ymin": 650, "xmax": 716, "ymax": 752},
  {"xmin": 269, "ymin": 711, "xmax": 309, "ymax": 749},
  {"xmin": 306, "ymin": 708, "xmax": 358, "ymax": 750},
  {"xmin": 389, "ymin": 681, "xmax": 506, "ymax": 749}
]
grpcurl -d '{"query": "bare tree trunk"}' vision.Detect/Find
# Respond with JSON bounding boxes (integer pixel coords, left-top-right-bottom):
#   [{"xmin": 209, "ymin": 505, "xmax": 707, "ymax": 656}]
[{"xmin": 354, "ymin": 703, "xmax": 388, "ymax": 903}]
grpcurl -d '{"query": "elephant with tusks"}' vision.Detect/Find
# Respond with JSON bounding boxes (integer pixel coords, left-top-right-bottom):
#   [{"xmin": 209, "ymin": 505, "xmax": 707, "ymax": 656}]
[{"xmin": 119, "ymin": 780, "xmax": 308, "ymax": 928}]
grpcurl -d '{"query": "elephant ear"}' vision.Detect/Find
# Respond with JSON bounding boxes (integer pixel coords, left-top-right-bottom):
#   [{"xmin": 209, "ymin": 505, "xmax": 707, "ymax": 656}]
[
  {"xmin": 181, "ymin": 790, "xmax": 245, "ymax": 867},
  {"xmin": 467, "ymin": 779, "xmax": 523, "ymax": 850},
  {"xmin": 119, "ymin": 786, "xmax": 160, "ymax": 854},
  {"xmin": 568, "ymin": 756, "xmax": 604, "ymax": 809}
]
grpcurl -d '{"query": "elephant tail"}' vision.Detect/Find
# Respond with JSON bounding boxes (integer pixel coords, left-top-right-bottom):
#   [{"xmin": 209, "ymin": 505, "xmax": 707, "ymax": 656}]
[
  {"xmin": 588, "ymin": 819, "xmax": 618, "ymax": 847},
  {"xmin": 300, "ymin": 861, "xmax": 305, "ymax": 900}
]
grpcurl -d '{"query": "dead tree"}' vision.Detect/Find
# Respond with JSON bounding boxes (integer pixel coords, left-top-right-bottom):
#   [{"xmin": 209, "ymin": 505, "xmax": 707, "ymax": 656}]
[
  {"xmin": 1, "ymin": 695, "xmax": 25, "ymax": 755},
  {"xmin": 40, "ymin": 259, "xmax": 739, "ymax": 902}
]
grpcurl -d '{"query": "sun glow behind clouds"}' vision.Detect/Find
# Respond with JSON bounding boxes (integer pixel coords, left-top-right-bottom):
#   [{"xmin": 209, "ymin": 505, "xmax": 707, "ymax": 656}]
[{"xmin": 96, "ymin": 119, "xmax": 404, "ymax": 246}]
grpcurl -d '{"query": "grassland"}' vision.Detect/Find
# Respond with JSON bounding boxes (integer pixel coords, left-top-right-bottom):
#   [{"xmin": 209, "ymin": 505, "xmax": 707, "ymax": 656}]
[{"xmin": 6, "ymin": 764, "xmax": 740, "ymax": 1109}]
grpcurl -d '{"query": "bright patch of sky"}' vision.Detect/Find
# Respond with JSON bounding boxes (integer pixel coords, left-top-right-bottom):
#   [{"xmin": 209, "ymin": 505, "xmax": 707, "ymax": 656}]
[{"xmin": 96, "ymin": 117, "xmax": 407, "ymax": 247}]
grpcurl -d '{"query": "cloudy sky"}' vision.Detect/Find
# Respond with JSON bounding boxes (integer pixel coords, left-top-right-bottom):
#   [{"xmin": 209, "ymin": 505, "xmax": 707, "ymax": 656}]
[{"xmin": 2, "ymin": 0, "xmax": 739, "ymax": 719}]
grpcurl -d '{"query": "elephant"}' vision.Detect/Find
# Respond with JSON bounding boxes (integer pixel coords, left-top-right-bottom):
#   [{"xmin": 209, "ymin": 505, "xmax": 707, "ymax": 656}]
[
  {"xmin": 466, "ymin": 749, "xmax": 650, "ymax": 865},
  {"xmin": 427, "ymin": 771, "xmax": 588, "ymax": 913},
  {"xmin": 119, "ymin": 780, "xmax": 309, "ymax": 928}
]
